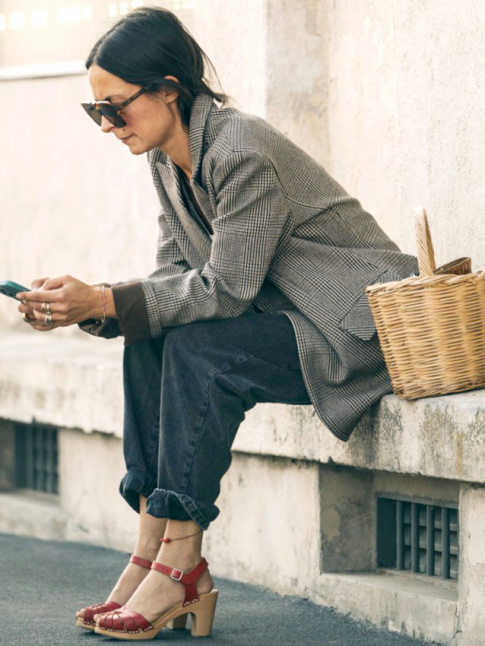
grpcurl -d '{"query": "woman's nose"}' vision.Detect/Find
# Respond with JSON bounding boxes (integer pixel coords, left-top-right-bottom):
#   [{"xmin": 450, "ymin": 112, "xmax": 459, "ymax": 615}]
[{"xmin": 100, "ymin": 115, "xmax": 114, "ymax": 133}]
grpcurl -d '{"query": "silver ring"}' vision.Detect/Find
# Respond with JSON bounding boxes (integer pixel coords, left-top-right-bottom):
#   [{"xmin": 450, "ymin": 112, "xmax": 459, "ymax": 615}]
[
  {"xmin": 45, "ymin": 312, "xmax": 53, "ymax": 326},
  {"xmin": 41, "ymin": 302, "xmax": 51, "ymax": 314}
]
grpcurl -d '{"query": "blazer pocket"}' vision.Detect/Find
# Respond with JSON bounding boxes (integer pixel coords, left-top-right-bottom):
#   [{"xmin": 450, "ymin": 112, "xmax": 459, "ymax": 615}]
[{"xmin": 339, "ymin": 271, "xmax": 405, "ymax": 342}]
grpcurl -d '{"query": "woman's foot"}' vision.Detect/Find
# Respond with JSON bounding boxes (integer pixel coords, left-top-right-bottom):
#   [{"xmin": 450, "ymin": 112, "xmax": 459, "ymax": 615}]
[
  {"xmin": 76, "ymin": 549, "xmax": 158, "ymax": 623},
  {"xmin": 96, "ymin": 519, "xmax": 213, "ymax": 626},
  {"xmin": 107, "ymin": 555, "xmax": 214, "ymax": 624}
]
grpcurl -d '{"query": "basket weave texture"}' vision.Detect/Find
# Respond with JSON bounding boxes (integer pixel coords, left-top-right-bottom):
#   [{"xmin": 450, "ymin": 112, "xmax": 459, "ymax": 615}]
[{"xmin": 366, "ymin": 207, "xmax": 485, "ymax": 399}]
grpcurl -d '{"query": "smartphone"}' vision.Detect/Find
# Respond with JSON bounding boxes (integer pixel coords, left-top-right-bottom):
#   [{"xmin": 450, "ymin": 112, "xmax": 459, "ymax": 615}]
[{"xmin": 0, "ymin": 280, "xmax": 30, "ymax": 300}]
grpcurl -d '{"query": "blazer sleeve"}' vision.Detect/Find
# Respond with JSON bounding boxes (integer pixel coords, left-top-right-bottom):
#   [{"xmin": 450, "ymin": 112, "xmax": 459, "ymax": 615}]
[
  {"xmin": 150, "ymin": 210, "xmax": 192, "ymax": 279},
  {"xmin": 139, "ymin": 150, "xmax": 293, "ymax": 339}
]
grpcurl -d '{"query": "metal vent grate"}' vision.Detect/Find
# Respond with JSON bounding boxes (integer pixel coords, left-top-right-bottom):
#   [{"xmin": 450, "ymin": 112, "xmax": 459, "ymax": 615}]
[
  {"xmin": 15, "ymin": 424, "xmax": 59, "ymax": 494},
  {"xmin": 377, "ymin": 496, "xmax": 458, "ymax": 580}
]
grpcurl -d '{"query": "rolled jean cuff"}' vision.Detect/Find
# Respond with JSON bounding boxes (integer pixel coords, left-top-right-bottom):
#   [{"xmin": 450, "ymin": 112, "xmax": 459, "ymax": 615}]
[
  {"xmin": 119, "ymin": 468, "xmax": 157, "ymax": 513},
  {"xmin": 145, "ymin": 488, "xmax": 220, "ymax": 531}
]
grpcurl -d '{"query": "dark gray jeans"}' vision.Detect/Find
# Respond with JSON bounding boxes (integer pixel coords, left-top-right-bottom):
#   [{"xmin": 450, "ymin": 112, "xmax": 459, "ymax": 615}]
[{"xmin": 119, "ymin": 312, "xmax": 311, "ymax": 529}]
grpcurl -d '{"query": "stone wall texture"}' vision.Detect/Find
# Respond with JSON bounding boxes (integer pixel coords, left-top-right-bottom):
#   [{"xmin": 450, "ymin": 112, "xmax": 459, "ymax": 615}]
[{"xmin": 2, "ymin": 0, "xmax": 484, "ymax": 329}]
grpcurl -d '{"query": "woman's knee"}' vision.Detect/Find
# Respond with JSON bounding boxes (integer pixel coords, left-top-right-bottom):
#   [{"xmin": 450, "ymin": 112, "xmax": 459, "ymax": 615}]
[
  {"xmin": 162, "ymin": 321, "xmax": 240, "ymax": 382},
  {"xmin": 163, "ymin": 321, "xmax": 213, "ymax": 358}
]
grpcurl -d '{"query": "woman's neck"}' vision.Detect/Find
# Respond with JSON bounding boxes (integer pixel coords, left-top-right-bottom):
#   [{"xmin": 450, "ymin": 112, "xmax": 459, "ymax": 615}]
[{"xmin": 158, "ymin": 118, "xmax": 193, "ymax": 181}]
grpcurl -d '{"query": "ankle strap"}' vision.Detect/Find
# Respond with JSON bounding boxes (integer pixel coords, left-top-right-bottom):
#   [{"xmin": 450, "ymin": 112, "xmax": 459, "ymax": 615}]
[
  {"xmin": 151, "ymin": 557, "xmax": 208, "ymax": 606},
  {"xmin": 130, "ymin": 554, "xmax": 152, "ymax": 570}
]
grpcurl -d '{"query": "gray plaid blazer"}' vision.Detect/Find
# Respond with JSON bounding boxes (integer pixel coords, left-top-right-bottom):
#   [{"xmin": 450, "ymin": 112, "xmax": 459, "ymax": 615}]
[{"xmin": 139, "ymin": 94, "xmax": 417, "ymax": 441}]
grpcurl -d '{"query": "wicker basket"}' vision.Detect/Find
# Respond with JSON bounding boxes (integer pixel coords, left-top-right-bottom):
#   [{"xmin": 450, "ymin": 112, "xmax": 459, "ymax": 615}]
[{"xmin": 366, "ymin": 207, "xmax": 485, "ymax": 399}]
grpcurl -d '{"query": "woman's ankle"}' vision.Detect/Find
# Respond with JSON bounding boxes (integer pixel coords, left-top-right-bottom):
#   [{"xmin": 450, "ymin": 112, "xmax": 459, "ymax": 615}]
[
  {"xmin": 156, "ymin": 540, "xmax": 203, "ymax": 570},
  {"xmin": 133, "ymin": 540, "xmax": 160, "ymax": 561},
  {"xmin": 160, "ymin": 553, "xmax": 203, "ymax": 571}
]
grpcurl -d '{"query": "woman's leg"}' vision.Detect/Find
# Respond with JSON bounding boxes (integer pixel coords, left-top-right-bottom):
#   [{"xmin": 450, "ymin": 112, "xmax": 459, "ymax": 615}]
[
  {"xmin": 112, "ymin": 312, "xmax": 310, "ymax": 622},
  {"xmin": 76, "ymin": 495, "xmax": 167, "ymax": 621},
  {"xmin": 142, "ymin": 312, "xmax": 311, "ymax": 529},
  {"xmin": 118, "ymin": 312, "xmax": 310, "ymax": 529},
  {"xmin": 102, "ymin": 495, "xmax": 167, "ymax": 605},
  {"xmin": 117, "ymin": 518, "xmax": 214, "ymax": 623},
  {"xmin": 118, "ymin": 335, "xmax": 168, "ymax": 513},
  {"xmin": 77, "ymin": 335, "xmax": 171, "ymax": 622}
]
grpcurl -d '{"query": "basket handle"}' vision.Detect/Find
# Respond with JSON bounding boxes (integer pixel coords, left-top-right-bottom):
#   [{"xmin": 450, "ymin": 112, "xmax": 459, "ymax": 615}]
[{"xmin": 414, "ymin": 206, "xmax": 436, "ymax": 276}]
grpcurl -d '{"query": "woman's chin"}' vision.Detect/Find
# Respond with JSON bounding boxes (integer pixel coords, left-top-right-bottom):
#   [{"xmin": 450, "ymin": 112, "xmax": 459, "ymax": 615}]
[{"xmin": 125, "ymin": 140, "xmax": 147, "ymax": 155}]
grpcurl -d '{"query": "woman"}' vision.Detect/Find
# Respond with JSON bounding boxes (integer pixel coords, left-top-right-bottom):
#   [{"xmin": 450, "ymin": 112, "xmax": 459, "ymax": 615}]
[{"xmin": 17, "ymin": 5, "xmax": 417, "ymax": 641}]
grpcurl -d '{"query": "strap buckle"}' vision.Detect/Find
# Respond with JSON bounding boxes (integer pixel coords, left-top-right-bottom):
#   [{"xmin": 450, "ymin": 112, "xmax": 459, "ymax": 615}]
[{"xmin": 170, "ymin": 568, "xmax": 184, "ymax": 581}]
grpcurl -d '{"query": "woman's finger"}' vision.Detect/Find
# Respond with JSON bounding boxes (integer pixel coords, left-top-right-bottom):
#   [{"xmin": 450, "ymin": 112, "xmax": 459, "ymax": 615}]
[
  {"xmin": 17, "ymin": 290, "xmax": 60, "ymax": 305},
  {"xmin": 21, "ymin": 310, "xmax": 55, "ymax": 330},
  {"xmin": 21, "ymin": 312, "xmax": 36, "ymax": 324},
  {"xmin": 30, "ymin": 309, "xmax": 56, "ymax": 329},
  {"xmin": 41, "ymin": 276, "xmax": 67, "ymax": 291},
  {"xmin": 31, "ymin": 277, "xmax": 51, "ymax": 290},
  {"xmin": 18, "ymin": 276, "xmax": 69, "ymax": 304},
  {"xmin": 18, "ymin": 301, "xmax": 64, "ymax": 317},
  {"xmin": 18, "ymin": 302, "xmax": 36, "ymax": 315}
]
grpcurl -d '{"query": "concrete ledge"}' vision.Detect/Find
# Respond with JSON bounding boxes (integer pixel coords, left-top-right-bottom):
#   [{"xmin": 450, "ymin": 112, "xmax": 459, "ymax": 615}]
[
  {"xmin": 0, "ymin": 330, "xmax": 124, "ymax": 436},
  {"xmin": 0, "ymin": 490, "xmax": 67, "ymax": 540},
  {"xmin": 236, "ymin": 392, "xmax": 485, "ymax": 484},
  {"xmin": 1, "ymin": 330, "xmax": 484, "ymax": 483},
  {"xmin": 313, "ymin": 572, "xmax": 458, "ymax": 645}
]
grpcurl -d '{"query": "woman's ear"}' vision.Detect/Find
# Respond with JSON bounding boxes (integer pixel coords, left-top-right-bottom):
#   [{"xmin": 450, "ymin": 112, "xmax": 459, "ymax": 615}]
[{"xmin": 160, "ymin": 75, "xmax": 180, "ymax": 104}]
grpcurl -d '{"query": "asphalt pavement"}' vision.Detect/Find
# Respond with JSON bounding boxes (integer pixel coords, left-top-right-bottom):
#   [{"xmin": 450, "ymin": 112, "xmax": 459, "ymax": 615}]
[{"xmin": 0, "ymin": 533, "xmax": 444, "ymax": 646}]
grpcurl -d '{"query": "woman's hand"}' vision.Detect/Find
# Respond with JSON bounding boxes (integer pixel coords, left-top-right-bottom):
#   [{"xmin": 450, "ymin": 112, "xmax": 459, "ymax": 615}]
[
  {"xmin": 18, "ymin": 277, "xmax": 49, "ymax": 322},
  {"xmin": 17, "ymin": 275, "xmax": 102, "ymax": 332}
]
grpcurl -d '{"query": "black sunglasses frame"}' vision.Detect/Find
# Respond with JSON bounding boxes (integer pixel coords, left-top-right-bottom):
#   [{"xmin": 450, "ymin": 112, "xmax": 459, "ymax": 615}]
[{"xmin": 81, "ymin": 87, "xmax": 147, "ymax": 128}]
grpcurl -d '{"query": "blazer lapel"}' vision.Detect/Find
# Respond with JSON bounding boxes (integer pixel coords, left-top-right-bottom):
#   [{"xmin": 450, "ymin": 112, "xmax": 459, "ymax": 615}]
[
  {"xmin": 188, "ymin": 93, "xmax": 216, "ymax": 183},
  {"xmin": 186, "ymin": 93, "xmax": 219, "ymax": 233},
  {"xmin": 157, "ymin": 160, "xmax": 212, "ymax": 264},
  {"xmin": 151, "ymin": 94, "xmax": 217, "ymax": 264}
]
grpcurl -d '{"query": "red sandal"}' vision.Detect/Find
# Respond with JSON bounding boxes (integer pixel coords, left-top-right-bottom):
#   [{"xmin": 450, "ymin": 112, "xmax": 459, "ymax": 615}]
[
  {"xmin": 94, "ymin": 557, "xmax": 218, "ymax": 640},
  {"xmin": 76, "ymin": 554, "xmax": 153, "ymax": 630}
]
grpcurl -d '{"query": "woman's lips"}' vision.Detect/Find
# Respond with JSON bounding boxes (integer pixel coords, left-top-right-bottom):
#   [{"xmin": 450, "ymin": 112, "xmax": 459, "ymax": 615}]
[{"xmin": 121, "ymin": 135, "xmax": 133, "ymax": 144}]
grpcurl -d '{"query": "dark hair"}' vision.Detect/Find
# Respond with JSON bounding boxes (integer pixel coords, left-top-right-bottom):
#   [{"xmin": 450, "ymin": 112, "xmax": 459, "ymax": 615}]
[{"xmin": 85, "ymin": 6, "xmax": 228, "ymax": 126}]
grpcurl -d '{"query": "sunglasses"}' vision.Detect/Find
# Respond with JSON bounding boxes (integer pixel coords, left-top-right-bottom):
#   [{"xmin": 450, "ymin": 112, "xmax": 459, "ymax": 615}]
[{"xmin": 81, "ymin": 87, "xmax": 147, "ymax": 127}]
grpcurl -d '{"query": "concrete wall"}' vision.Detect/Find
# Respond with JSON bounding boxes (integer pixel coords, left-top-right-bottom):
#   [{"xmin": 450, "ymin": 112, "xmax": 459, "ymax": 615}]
[
  {"xmin": 2, "ymin": 0, "xmax": 484, "ymax": 333},
  {"xmin": 3, "ymin": 0, "xmax": 484, "ymax": 332},
  {"xmin": 0, "ymin": 1, "xmax": 270, "ymax": 331},
  {"xmin": 324, "ymin": 0, "xmax": 485, "ymax": 265}
]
